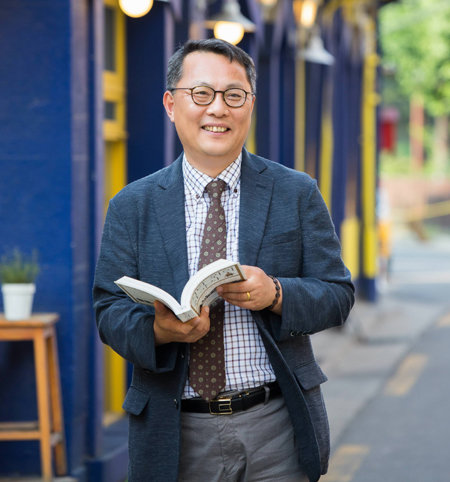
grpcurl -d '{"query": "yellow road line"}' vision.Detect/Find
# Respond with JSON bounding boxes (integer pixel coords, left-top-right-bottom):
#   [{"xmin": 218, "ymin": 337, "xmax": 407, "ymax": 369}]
[
  {"xmin": 384, "ymin": 353, "xmax": 427, "ymax": 397},
  {"xmin": 321, "ymin": 445, "xmax": 370, "ymax": 482},
  {"xmin": 437, "ymin": 312, "xmax": 450, "ymax": 327}
]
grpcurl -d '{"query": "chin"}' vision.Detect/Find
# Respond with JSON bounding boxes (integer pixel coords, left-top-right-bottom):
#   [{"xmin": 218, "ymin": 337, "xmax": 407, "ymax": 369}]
[
  {"xmin": 206, "ymin": 151, "xmax": 237, "ymax": 162},
  {"xmin": 203, "ymin": 142, "xmax": 239, "ymax": 157}
]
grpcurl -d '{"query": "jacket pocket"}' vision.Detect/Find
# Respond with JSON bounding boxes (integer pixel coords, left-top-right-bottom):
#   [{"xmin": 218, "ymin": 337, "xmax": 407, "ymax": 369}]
[
  {"xmin": 122, "ymin": 385, "xmax": 150, "ymax": 416},
  {"xmin": 260, "ymin": 228, "xmax": 299, "ymax": 247},
  {"xmin": 294, "ymin": 360, "xmax": 328, "ymax": 390},
  {"xmin": 294, "ymin": 360, "xmax": 330, "ymax": 474},
  {"xmin": 258, "ymin": 229, "xmax": 301, "ymax": 276}
]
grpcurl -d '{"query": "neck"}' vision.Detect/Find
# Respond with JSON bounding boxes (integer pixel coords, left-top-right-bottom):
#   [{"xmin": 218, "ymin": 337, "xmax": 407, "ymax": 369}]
[{"xmin": 185, "ymin": 156, "xmax": 236, "ymax": 178}]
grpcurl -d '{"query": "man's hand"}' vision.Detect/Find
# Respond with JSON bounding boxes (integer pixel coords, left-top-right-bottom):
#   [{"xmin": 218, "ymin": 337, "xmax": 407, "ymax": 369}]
[
  {"xmin": 217, "ymin": 265, "xmax": 282, "ymax": 315},
  {"xmin": 153, "ymin": 301, "xmax": 211, "ymax": 346}
]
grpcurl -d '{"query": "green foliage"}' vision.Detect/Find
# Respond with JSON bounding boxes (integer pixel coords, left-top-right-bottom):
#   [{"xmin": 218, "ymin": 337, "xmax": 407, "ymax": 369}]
[
  {"xmin": 0, "ymin": 249, "xmax": 40, "ymax": 284},
  {"xmin": 379, "ymin": 0, "xmax": 450, "ymax": 117},
  {"xmin": 380, "ymin": 149, "xmax": 450, "ymax": 178},
  {"xmin": 380, "ymin": 151, "xmax": 412, "ymax": 176}
]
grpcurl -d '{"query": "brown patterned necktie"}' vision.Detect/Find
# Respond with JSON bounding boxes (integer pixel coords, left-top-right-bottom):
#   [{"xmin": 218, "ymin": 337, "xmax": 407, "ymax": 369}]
[{"xmin": 189, "ymin": 179, "xmax": 227, "ymax": 401}]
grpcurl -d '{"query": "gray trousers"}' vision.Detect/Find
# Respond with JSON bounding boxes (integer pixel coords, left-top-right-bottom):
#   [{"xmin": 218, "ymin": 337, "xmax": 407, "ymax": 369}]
[{"xmin": 178, "ymin": 395, "xmax": 308, "ymax": 482}]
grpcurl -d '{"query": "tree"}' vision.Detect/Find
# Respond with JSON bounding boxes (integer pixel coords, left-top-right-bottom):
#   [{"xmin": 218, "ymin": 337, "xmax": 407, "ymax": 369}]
[{"xmin": 379, "ymin": 0, "xmax": 450, "ymax": 172}]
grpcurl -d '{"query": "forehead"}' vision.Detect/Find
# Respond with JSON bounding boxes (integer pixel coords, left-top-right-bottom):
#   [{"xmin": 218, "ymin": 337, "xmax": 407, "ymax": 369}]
[{"xmin": 179, "ymin": 51, "xmax": 250, "ymax": 88}]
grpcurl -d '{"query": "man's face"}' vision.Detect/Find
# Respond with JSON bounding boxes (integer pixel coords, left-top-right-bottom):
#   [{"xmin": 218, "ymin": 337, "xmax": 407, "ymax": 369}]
[{"xmin": 163, "ymin": 51, "xmax": 255, "ymax": 172}]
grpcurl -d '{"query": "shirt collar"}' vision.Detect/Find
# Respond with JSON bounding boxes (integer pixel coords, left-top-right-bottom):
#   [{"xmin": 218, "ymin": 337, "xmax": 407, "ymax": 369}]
[{"xmin": 183, "ymin": 153, "xmax": 242, "ymax": 198}]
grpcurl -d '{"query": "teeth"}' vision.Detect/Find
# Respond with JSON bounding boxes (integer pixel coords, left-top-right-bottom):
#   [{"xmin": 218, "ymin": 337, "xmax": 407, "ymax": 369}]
[{"xmin": 204, "ymin": 126, "xmax": 227, "ymax": 133}]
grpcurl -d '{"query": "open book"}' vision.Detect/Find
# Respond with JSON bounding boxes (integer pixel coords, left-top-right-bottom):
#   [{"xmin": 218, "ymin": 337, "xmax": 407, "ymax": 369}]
[{"xmin": 114, "ymin": 259, "xmax": 246, "ymax": 322}]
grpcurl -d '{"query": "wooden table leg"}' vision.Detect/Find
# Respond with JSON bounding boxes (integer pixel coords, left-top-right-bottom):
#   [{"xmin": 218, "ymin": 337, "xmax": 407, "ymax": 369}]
[
  {"xmin": 33, "ymin": 329, "xmax": 53, "ymax": 481},
  {"xmin": 47, "ymin": 328, "xmax": 67, "ymax": 475}
]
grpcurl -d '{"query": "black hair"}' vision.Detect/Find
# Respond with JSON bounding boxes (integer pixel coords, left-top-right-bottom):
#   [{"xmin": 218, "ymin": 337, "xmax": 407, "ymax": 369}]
[{"xmin": 166, "ymin": 38, "xmax": 256, "ymax": 93}]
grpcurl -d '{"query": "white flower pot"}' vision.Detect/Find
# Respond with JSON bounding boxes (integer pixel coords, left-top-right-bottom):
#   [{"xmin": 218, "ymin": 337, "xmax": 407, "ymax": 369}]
[{"xmin": 1, "ymin": 283, "xmax": 36, "ymax": 320}]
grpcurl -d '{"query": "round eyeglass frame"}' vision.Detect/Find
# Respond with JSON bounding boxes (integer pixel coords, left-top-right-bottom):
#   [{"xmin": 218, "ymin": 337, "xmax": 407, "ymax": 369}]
[{"xmin": 169, "ymin": 86, "xmax": 255, "ymax": 108}]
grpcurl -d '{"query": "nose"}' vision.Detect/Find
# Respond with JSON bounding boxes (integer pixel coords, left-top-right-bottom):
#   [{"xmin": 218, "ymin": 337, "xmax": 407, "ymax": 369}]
[{"xmin": 206, "ymin": 92, "xmax": 229, "ymax": 116}]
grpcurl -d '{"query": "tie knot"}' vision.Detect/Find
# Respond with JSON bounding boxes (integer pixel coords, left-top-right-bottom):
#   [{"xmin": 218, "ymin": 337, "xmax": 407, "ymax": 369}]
[{"xmin": 205, "ymin": 179, "xmax": 227, "ymax": 199}]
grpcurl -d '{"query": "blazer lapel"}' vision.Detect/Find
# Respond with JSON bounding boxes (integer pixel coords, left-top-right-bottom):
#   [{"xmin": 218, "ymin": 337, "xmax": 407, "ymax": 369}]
[
  {"xmin": 239, "ymin": 150, "xmax": 274, "ymax": 266},
  {"xmin": 153, "ymin": 156, "xmax": 190, "ymax": 298}
]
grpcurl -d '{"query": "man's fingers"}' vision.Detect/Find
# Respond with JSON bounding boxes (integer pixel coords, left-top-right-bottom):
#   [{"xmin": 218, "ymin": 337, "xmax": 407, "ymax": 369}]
[
  {"xmin": 217, "ymin": 284, "xmax": 248, "ymax": 297},
  {"xmin": 186, "ymin": 306, "xmax": 210, "ymax": 340},
  {"xmin": 200, "ymin": 305, "xmax": 210, "ymax": 319},
  {"xmin": 154, "ymin": 300, "xmax": 170, "ymax": 314}
]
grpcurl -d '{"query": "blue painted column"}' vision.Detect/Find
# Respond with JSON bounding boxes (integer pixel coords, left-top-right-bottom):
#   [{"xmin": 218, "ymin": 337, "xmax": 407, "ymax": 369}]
[
  {"xmin": 0, "ymin": 0, "xmax": 94, "ymax": 477},
  {"xmin": 127, "ymin": 0, "xmax": 177, "ymax": 181},
  {"xmin": 256, "ymin": 25, "xmax": 280, "ymax": 161},
  {"xmin": 88, "ymin": 0, "xmax": 106, "ymax": 465},
  {"xmin": 279, "ymin": 36, "xmax": 296, "ymax": 169},
  {"xmin": 255, "ymin": 0, "xmax": 295, "ymax": 166},
  {"xmin": 304, "ymin": 62, "xmax": 325, "ymax": 179},
  {"xmin": 330, "ymin": 12, "xmax": 351, "ymax": 239}
]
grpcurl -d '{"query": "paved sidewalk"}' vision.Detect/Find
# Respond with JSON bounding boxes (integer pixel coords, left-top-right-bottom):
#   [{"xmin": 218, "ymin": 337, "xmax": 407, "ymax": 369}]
[{"xmin": 313, "ymin": 279, "xmax": 450, "ymax": 450}]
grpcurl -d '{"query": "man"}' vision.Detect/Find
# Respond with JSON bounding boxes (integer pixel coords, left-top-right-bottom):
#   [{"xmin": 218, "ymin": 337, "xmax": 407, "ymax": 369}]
[{"xmin": 93, "ymin": 39, "xmax": 354, "ymax": 482}]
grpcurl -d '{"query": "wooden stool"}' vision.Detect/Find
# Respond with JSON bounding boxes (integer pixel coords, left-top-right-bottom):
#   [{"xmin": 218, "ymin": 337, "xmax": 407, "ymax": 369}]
[{"xmin": 0, "ymin": 313, "xmax": 67, "ymax": 480}]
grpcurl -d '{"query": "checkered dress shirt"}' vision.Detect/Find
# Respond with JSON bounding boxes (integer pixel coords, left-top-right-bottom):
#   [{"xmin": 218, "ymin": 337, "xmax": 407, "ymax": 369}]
[{"xmin": 182, "ymin": 154, "xmax": 276, "ymax": 399}]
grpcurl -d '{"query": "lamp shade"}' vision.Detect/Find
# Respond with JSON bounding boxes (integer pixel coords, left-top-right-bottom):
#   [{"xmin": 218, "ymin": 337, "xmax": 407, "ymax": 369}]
[
  {"xmin": 299, "ymin": 29, "xmax": 334, "ymax": 65},
  {"xmin": 205, "ymin": 0, "xmax": 256, "ymax": 44}
]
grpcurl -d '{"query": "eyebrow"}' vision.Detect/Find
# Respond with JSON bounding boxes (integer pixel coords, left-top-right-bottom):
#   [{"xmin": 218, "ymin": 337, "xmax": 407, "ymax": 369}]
[{"xmin": 191, "ymin": 81, "xmax": 247, "ymax": 90}]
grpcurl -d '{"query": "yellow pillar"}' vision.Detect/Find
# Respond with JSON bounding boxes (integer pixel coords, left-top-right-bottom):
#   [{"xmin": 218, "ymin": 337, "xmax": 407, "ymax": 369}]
[
  {"xmin": 361, "ymin": 46, "xmax": 380, "ymax": 279},
  {"xmin": 295, "ymin": 58, "xmax": 306, "ymax": 173}
]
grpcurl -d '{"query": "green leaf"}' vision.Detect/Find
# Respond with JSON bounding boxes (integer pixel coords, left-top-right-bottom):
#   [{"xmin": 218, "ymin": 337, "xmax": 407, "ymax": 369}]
[{"xmin": 0, "ymin": 249, "xmax": 40, "ymax": 284}]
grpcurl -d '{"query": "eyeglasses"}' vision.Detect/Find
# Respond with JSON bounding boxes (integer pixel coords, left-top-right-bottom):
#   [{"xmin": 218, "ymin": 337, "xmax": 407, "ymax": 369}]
[{"xmin": 170, "ymin": 85, "xmax": 254, "ymax": 108}]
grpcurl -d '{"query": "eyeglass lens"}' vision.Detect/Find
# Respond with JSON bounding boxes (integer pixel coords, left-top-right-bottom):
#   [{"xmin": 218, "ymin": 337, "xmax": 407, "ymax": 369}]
[{"xmin": 191, "ymin": 86, "xmax": 247, "ymax": 107}]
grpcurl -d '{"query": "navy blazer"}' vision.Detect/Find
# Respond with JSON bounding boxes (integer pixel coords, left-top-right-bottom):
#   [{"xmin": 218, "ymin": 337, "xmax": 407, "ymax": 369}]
[{"xmin": 93, "ymin": 150, "xmax": 354, "ymax": 482}]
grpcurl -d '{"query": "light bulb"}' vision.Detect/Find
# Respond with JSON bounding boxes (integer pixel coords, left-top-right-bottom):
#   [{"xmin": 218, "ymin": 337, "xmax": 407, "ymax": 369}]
[
  {"xmin": 293, "ymin": 0, "xmax": 318, "ymax": 28},
  {"xmin": 119, "ymin": 0, "xmax": 154, "ymax": 18},
  {"xmin": 300, "ymin": 0, "xmax": 317, "ymax": 28},
  {"xmin": 214, "ymin": 21, "xmax": 245, "ymax": 45}
]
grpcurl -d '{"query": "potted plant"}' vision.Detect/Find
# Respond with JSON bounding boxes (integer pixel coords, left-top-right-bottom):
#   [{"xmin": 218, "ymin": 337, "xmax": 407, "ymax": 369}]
[{"xmin": 0, "ymin": 249, "xmax": 40, "ymax": 320}]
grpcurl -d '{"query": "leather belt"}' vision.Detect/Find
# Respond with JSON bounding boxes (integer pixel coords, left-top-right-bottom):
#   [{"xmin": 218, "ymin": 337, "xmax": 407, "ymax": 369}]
[{"xmin": 181, "ymin": 381, "xmax": 281, "ymax": 415}]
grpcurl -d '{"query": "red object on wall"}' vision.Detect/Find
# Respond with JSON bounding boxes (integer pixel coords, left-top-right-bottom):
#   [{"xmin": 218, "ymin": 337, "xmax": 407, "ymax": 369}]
[{"xmin": 380, "ymin": 107, "xmax": 399, "ymax": 152}]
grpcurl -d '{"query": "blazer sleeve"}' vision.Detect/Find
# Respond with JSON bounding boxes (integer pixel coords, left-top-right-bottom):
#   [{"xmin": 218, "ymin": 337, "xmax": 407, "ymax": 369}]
[
  {"xmin": 93, "ymin": 197, "xmax": 179, "ymax": 373},
  {"xmin": 270, "ymin": 179, "xmax": 355, "ymax": 341}
]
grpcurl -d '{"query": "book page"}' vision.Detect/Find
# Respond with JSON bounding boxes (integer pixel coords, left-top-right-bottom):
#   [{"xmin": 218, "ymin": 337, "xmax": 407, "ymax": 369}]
[
  {"xmin": 180, "ymin": 260, "xmax": 246, "ymax": 315},
  {"xmin": 115, "ymin": 276, "xmax": 182, "ymax": 314}
]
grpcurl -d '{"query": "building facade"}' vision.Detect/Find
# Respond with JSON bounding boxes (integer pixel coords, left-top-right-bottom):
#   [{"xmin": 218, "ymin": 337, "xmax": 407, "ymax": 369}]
[{"xmin": 0, "ymin": 0, "xmax": 389, "ymax": 479}]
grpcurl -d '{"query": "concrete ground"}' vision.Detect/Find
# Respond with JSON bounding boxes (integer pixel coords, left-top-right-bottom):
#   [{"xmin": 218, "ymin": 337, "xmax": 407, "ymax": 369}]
[{"xmin": 313, "ymin": 230, "xmax": 450, "ymax": 450}]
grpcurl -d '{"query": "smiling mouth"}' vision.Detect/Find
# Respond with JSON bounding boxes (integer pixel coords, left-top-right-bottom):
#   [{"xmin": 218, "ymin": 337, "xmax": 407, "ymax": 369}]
[{"xmin": 203, "ymin": 126, "xmax": 229, "ymax": 133}]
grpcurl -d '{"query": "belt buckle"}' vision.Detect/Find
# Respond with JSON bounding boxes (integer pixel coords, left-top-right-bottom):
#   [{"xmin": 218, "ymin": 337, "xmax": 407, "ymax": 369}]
[{"xmin": 209, "ymin": 397, "xmax": 232, "ymax": 415}]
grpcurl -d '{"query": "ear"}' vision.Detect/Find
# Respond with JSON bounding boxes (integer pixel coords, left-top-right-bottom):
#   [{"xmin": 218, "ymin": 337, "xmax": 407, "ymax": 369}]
[
  {"xmin": 250, "ymin": 94, "xmax": 256, "ymax": 112},
  {"xmin": 163, "ymin": 91, "xmax": 175, "ymax": 123}
]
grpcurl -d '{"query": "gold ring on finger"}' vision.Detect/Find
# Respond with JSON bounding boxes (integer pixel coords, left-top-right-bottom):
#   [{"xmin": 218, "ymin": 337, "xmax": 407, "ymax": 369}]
[{"xmin": 246, "ymin": 291, "xmax": 251, "ymax": 301}]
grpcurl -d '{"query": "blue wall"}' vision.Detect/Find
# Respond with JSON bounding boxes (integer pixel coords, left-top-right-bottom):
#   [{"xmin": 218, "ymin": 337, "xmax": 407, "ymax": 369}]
[
  {"xmin": 0, "ymin": 0, "xmax": 94, "ymax": 476},
  {"xmin": 127, "ymin": 1, "xmax": 176, "ymax": 181}
]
